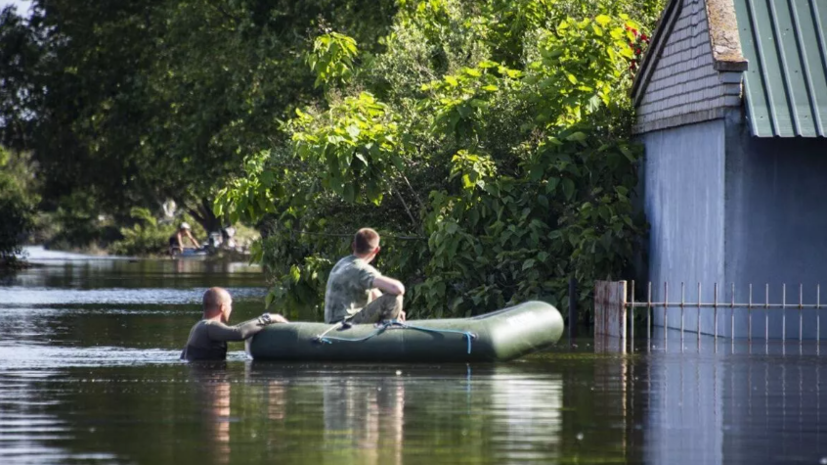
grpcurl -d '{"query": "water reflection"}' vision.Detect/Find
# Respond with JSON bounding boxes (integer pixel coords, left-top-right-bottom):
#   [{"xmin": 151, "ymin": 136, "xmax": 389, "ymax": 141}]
[
  {"xmin": 188, "ymin": 363, "xmax": 234, "ymax": 464},
  {"xmin": 592, "ymin": 331, "xmax": 827, "ymax": 464},
  {"xmin": 724, "ymin": 357, "xmax": 825, "ymax": 464},
  {"xmin": 321, "ymin": 374, "xmax": 405, "ymax": 465},
  {"xmin": 234, "ymin": 364, "xmax": 565, "ymax": 464},
  {"xmin": 645, "ymin": 352, "xmax": 724, "ymax": 464},
  {"xmin": 5, "ymin": 246, "xmax": 264, "ymax": 292},
  {"xmin": 3, "ymin": 253, "xmax": 827, "ymax": 464},
  {"xmin": 641, "ymin": 343, "xmax": 827, "ymax": 464},
  {"xmin": 488, "ymin": 371, "xmax": 563, "ymax": 462}
]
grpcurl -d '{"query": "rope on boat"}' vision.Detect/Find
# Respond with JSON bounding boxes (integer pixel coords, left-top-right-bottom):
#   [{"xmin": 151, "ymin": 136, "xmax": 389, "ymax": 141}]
[
  {"xmin": 396, "ymin": 323, "xmax": 477, "ymax": 354},
  {"xmin": 315, "ymin": 320, "xmax": 477, "ymax": 354},
  {"xmin": 315, "ymin": 322, "xmax": 389, "ymax": 344},
  {"xmin": 314, "ymin": 321, "xmax": 346, "ymax": 342}
]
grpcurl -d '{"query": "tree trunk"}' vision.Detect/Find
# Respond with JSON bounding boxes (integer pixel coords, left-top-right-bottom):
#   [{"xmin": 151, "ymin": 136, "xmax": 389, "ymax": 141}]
[{"xmin": 184, "ymin": 197, "xmax": 224, "ymax": 238}]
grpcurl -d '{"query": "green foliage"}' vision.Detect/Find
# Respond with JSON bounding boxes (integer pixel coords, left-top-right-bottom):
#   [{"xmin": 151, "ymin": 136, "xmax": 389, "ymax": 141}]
[
  {"xmin": 526, "ymin": 15, "xmax": 641, "ymax": 126},
  {"xmin": 214, "ymin": 150, "xmax": 280, "ymax": 226},
  {"xmin": 0, "ymin": 148, "xmax": 35, "ymax": 262},
  {"xmin": 109, "ymin": 208, "xmax": 172, "ymax": 256},
  {"xmin": 291, "ymin": 93, "xmax": 403, "ymax": 205},
  {"xmin": 308, "ymin": 32, "xmax": 360, "ymax": 89},
  {"xmin": 0, "ymin": 0, "xmax": 398, "ymax": 237},
  {"xmin": 44, "ymin": 192, "xmax": 117, "ymax": 251},
  {"xmin": 217, "ymin": 0, "xmax": 658, "ymax": 322},
  {"xmin": 109, "ymin": 208, "xmax": 206, "ymax": 256},
  {"xmin": 421, "ymin": 62, "xmax": 523, "ymax": 142}
]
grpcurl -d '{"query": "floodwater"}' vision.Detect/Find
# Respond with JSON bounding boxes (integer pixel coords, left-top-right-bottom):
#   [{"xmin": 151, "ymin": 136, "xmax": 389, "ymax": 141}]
[{"xmin": 1, "ymin": 247, "xmax": 826, "ymax": 464}]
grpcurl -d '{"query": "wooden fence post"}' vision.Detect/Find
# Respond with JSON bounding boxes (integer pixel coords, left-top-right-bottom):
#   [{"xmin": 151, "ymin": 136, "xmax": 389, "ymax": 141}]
[
  {"xmin": 568, "ymin": 277, "xmax": 577, "ymax": 341},
  {"xmin": 595, "ymin": 280, "xmax": 627, "ymax": 340}
]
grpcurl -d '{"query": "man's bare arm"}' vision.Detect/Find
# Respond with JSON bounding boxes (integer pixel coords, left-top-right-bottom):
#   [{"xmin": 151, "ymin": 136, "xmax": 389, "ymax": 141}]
[
  {"xmin": 206, "ymin": 314, "xmax": 288, "ymax": 341},
  {"xmin": 206, "ymin": 319, "xmax": 264, "ymax": 341},
  {"xmin": 373, "ymin": 276, "xmax": 405, "ymax": 295},
  {"xmin": 186, "ymin": 231, "xmax": 200, "ymax": 247}
]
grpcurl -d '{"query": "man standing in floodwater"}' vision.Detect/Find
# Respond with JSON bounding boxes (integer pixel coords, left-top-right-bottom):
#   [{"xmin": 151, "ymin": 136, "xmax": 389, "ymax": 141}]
[
  {"xmin": 169, "ymin": 222, "xmax": 200, "ymax": 256},
  {"xmin": 324, "ymin": 228, "xmax": 406, "ymax": 324},
  {"xmin": 181, "ymin": 287, "xmax": 288, "ymax": 361}
]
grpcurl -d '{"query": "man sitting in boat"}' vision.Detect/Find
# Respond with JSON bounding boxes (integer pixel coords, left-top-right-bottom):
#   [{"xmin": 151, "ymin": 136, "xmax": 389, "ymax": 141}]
[
  {"xmin": 181, "ymin": 287, "xmax": 289, "ymax": 361},
  {"xmin": 168, "ymin": 222, "xmax": 200, "ymax": 256},
  {"xmin": 324, "ymin": 228, "xmax": 406, "ymax": 324}
]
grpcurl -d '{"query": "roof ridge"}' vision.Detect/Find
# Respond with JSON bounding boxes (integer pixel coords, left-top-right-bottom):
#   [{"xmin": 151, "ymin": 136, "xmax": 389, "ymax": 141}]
[
  {"xmin": 706, "ymin": 0, "xmax": 748, "ymax": 70},
  {"xmin": 632, "ymin": 0, "xmax": 747, "ymax": 106}
]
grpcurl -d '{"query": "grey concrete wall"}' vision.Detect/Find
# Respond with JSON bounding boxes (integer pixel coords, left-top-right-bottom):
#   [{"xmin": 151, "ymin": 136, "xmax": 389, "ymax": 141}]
[
  {"xmin": 724, "ymin": 111, "xmax": 827, "ymax": 339},
  {"xmin": 642, "ymin": 119, "xmax": 727, "ymax": 333}
]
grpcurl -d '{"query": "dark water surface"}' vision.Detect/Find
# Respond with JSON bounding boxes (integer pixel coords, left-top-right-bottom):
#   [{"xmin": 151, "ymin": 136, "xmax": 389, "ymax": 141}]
[{"xmin": 1, "ymin": 247, "xmax": 826, "ymax": 464}]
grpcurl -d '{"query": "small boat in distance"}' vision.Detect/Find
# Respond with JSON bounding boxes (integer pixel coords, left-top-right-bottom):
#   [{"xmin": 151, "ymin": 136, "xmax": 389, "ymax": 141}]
[
  {"xmin": 248, "ymin": 301, "xmax": 564, "ymax": 362},
  {"xmin": 173, "ymin": 247, "xmax": 210, "ymax": 258}
]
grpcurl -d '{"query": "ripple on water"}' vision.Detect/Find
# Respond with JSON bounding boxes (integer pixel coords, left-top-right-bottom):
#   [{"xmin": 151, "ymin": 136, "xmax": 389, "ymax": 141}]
[
  {"xmin": 0, "ymin": 346, "xmax": 184, "ymax": 369},
  {"xmin": 0, "ymin": 372, "xmax": 120, "ymax": 464},
  {"xmin": 0, "ymin": 286, "xmax": 267, "ymax": 306}
]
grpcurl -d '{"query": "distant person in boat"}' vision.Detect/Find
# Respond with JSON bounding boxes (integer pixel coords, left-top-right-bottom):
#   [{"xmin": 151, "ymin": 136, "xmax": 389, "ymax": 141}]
[
  {"xmin": 169, "ymin": 222, "xmax": 200, "ymax": 256},
  {"xmin": 181, "ymin": 287, "xmax": 289, "ymax": 361},
  {"xmin": 324, "ymin": 228, "xmax": 406, "ymax": 324}
]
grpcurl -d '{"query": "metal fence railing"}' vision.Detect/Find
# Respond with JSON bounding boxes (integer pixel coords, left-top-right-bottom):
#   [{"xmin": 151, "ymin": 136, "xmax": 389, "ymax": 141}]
[{"xmin": 595, "ymin": 280, "xmax": 825, "ymax": 344}]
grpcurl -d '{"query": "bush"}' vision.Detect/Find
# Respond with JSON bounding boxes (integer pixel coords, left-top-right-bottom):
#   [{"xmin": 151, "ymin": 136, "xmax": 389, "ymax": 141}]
[
  {"xmin": 0, "ymin": 148, "xmax": 34, "ymax": 264},
  {"xmin": 0, "ymin": 179, "xmax": 33, "ymax": 262},
  {"xmin": 216, "ymin": 0, "xmax": 661, "ymax": 321},
  {"xmin": 44, "ymin": 191, "xmax": 117, "ymax": 251},
  {"xmin": 109, "ymin": 207, "xmax": 206, "ymax": 256}
]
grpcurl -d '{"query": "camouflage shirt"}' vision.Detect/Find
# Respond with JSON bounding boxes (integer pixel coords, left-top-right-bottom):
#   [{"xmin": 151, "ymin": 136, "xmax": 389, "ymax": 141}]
[{"xmin": 324, "ymin": 255, "xmax": 382, "ymax": 323}]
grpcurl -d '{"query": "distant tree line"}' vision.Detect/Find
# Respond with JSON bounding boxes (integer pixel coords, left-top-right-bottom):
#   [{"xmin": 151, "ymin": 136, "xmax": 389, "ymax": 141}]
[
  {"xmin": 0, "ymin": 0, "xmax": 396, "ymax": 242},
  {"xmin": 0, "ymin": 0, "xmax": 664, "ymax": 320}
]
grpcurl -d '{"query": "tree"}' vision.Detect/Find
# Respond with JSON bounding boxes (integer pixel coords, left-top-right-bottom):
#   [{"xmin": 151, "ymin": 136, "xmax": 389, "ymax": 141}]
[
  {"xmin": 0, "ymin": 6, "xmax": 43, "ymax": 151},
  {"xmin": 0, "ymin": 147, "xmax": 35, "ymax": 264},
  {"xmin": 216, "ymin": 0, "xmax": 663, "ymax": 320},
  {"xmin": 0, "ymin": 0, "xmax": 397, "ymax": 236}
]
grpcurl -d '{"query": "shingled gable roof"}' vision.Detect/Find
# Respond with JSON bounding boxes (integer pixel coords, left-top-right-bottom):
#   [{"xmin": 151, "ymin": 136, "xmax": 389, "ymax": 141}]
[
  {"xmin": 632, "ymin": 0, "xmax": 827, "ymax": 138},
  {"xmin": 629, "ymin": 0, "xmax": 747, "ymax": 134},
  {"xmin": 631, "ymin": 0, "xmax": 747, "ymax": 108}
]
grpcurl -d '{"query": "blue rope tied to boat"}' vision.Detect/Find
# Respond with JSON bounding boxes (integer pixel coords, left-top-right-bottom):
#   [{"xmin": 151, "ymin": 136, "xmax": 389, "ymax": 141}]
[
  {"xmin": 316, "ymin": 323, "xmax": 389, "ymax": 344},
  {"xmin": 393, "ymin": 322, "xmax": 477, "ymax": 354},
  {"xmin": 316, "ymin": 320, "xmax": 477, "ymax": 354}
]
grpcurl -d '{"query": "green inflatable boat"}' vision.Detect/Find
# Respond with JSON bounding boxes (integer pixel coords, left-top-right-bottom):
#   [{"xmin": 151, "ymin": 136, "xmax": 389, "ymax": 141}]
[{"xmin": 247, "ymin": 301, "xmax": 564, "ymax": 362}]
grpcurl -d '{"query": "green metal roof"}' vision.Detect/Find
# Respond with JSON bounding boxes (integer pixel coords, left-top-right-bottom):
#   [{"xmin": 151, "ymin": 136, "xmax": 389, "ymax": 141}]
[{"xmin": 735, "ymin": 0, "xmax": 827, "ymax": 137}]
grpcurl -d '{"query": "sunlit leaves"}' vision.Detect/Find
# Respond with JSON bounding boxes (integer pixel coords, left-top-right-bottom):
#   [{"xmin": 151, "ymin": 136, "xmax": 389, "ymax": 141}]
[
  {"xmin": 307, "ymin": 32, "xmax": 359, "ymax": 89},
  {"xmin": 421, "ymin": 62, "xmax": 522, "ymax": 140},
  {"xmin": 448, "ymin": 150, "xmax": 497, "ymax": 192},
  {"xmin": 525, "ymin": 15, "xmax": 638, "ymax": 127},
  {"xmin": 213, "ymin": 150, "xmax": 279, "ymax": 225},
  {"xmin": 595, "ymin": 14, "xmax": 612, "ymax": 26},
  {"xmin": 290, "ymin": 91, "xmax": 401, "ymax": 206},
  {"xmin": 214, "ymin": 1, "xmax": 656, "ymax": 322}
]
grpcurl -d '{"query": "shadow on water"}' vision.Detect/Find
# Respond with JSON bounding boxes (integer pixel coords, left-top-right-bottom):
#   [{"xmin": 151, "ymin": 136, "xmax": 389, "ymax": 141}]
[{"xmin": 0, "ymin": 250, "xmax": 826, "ymax": 464}]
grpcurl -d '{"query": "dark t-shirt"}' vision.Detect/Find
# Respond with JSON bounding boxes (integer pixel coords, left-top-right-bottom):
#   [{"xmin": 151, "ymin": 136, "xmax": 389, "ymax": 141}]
[{"xmin": 181, "ymin": 318, "xmax": 264, "ymax": 361}]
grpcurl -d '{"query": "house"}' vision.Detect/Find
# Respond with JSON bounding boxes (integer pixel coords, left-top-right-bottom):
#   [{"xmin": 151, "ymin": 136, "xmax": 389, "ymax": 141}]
[{"xmin": 632, "ymin": 0, "xmax": 827, "ymax": 338}]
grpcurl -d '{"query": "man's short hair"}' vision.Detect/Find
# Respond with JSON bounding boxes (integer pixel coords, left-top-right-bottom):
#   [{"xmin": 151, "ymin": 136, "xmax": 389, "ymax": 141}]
[
  {"xmin": 353, "ymin": 228, "xmax": 380, "ymax": 255},
  {"xmin": 203, "ymin": 287, "xmax": 230, "ymax": 311}
]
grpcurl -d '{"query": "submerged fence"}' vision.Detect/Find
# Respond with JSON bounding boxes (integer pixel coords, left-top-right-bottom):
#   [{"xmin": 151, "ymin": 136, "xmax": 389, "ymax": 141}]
[{"xmin": 594, "ymin": 280, "xmax": 826, "ymax": 343}]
